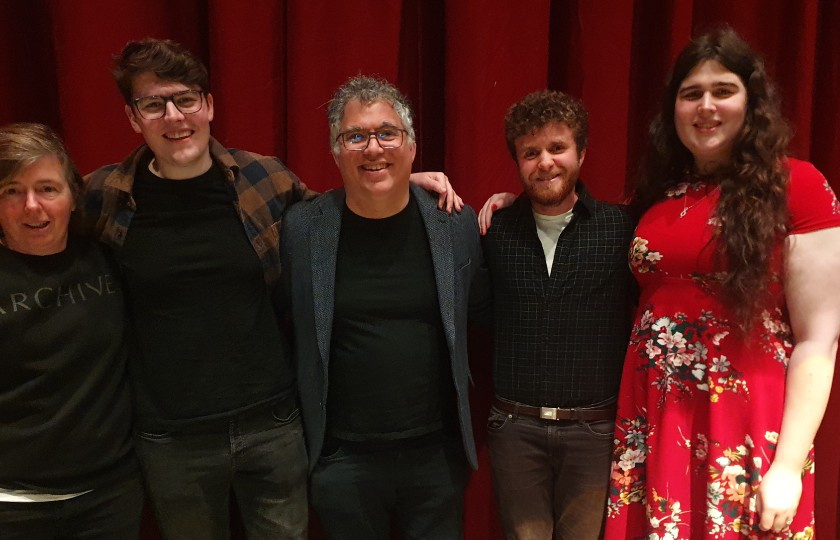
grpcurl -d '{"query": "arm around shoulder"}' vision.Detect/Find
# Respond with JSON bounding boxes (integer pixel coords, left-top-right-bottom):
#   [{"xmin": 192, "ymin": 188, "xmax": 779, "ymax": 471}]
[{"xmin": 77, "ymin": 166, "xmax": 119, "ymax": 239}]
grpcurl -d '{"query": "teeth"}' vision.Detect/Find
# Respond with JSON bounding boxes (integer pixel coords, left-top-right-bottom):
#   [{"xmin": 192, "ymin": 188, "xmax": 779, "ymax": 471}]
[
  {"xmin": 25, "ymin": 222, "xmax": 49, "ymax": 229},
  {"xmin": 363, "ymin": 163, "xmax": 388, "ymax": 171},
  {"xmin": 166, "ymin": 130, "xmax": 191, "ymax": 140}
]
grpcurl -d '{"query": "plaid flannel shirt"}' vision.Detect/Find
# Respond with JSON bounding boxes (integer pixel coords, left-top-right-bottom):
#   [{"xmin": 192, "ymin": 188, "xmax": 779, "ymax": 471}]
[
  {"xmin": 481, "ymin": 182, "xmax": 637, "ymax": 407},
  {"xmin": 83, "ymin": 138, "xmax": 317, "ymax": 285}
]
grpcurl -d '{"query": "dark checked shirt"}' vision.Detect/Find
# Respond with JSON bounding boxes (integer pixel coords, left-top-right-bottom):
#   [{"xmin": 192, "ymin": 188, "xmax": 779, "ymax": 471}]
[
  {"xmin": 481, "ymin": 182, "xmax": 636, "ymax": 408},
  {"xmin": 83, "ymin": 138, "xmax": 317, "ymax": 285}
]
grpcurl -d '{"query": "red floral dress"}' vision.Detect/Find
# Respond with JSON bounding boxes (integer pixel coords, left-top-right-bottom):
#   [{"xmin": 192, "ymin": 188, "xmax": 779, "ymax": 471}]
[{"xmin": 604, "ymin": 159, "xmax": 840, "ymax": 540}]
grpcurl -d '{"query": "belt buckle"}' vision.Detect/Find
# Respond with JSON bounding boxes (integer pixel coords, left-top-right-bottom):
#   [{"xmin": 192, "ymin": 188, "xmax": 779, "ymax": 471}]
[{"xmin": 539, "ymin": 407, "xmax": 557, "ymax": 420}]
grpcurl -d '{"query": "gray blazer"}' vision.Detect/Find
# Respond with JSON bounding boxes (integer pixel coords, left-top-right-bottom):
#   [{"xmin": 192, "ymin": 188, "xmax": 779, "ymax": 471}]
[{"xmin": 281, "ymin": 184, "xmax": 490, "ymax": 470}]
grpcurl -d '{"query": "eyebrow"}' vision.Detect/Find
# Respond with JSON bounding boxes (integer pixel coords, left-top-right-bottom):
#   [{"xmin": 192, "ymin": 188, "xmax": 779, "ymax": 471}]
[
  {"xmin": 520, "ymin": 139, "xmax": 568, "ymax": 150},
  {"xmin": 343, "ymin": 121, "xmax": 402, "ymax": 132},
  {"xmin": 133, "ymin": 88, "xmax": 198, "ymax": 100},
  {"xmin": 679, "ymin": 81, "xmax": 741, "ymax": 92}
]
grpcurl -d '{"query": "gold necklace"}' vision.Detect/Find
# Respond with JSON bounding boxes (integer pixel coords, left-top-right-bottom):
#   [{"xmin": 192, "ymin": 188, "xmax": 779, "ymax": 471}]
[{"xmin": 679, "ymin": 185, "xmax": 720, "ymax": 218}]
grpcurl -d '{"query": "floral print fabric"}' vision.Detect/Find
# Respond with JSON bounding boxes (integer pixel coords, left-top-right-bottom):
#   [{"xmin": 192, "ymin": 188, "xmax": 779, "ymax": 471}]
[{"xmin": 604, "ymin": 159, "xmax": 840, "ymax": 540}]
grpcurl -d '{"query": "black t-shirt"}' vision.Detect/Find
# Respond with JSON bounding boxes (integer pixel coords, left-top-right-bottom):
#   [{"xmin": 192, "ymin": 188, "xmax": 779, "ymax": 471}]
[
  {"xmin": 119, "ymin": 158, "xmax": 292, "ymax": 430},
  {"xmin": 0, "ymin": 237, "xmax": 136, "ymax": 492},
  {"xmin": 328, "ymin": 195, "xmax": 455, "ymax": 441}
]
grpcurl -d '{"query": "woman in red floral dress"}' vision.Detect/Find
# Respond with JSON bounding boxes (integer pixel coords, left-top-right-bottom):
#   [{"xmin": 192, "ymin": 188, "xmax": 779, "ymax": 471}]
[{"xmin": 603, "ymin": 27, "xmax": 840, "ymax": 540}]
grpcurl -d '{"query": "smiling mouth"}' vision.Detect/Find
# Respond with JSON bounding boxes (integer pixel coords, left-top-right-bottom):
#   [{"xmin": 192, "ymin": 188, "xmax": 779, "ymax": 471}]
[
  {"xmin": 361, "ymin": 163, "xmax": 389, "ymax": 171},
  {"xmin": 23, "ymin": 221, "xmax": 50, "ymax": 231},
  {"xmin": 165, "ymin": 130, "xmax": 193, "ymax": 141}
]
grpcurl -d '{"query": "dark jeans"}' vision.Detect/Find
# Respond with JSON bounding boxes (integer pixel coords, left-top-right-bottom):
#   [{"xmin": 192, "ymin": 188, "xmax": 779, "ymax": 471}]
[
  {"xmin": 310, "ymin": 432, "xmax": 470, "ymax": 540},
  {"xmin": 134, "ymin": 403, "xmax": 308, "ymax": 540},
  {"xmin": 0, "ymin": 472, "xmax": 144, "ymax": 540},
  {"xmin": 486, "ymin": 406, "xmax": 614, "ymax": 540}
]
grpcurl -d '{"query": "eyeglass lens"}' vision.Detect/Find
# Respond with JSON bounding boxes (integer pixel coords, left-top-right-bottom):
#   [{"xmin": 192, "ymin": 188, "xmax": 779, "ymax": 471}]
[
  {"xmin": 135, "ymin": 91, "xmax": 203, "ymax": 119},
  {"xmin": 341, "ymin": 128, "xmax": 404, "ymax": 150}
]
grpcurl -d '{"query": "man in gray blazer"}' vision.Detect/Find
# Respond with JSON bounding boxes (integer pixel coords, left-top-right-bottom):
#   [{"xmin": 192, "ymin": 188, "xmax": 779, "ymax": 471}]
[{"xmin": 281, "ymin": 76, "xmax": 490, "ymax": 540}]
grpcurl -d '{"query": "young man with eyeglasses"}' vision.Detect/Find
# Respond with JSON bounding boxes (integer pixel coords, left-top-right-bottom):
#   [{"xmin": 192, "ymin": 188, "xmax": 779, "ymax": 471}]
[
  {"xmin": 83, "ymin": 39, "xmax": 457, "ymax": 539},
  {"xmin": 280, "ymin": 76, "xmax": 490, "ymax": 540}
]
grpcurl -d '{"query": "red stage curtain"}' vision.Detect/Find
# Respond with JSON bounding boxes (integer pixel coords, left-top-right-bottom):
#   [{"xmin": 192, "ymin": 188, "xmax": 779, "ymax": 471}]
[{"xmin": 2, "ymin": 1, "xmax": 838, "ymax": 538}]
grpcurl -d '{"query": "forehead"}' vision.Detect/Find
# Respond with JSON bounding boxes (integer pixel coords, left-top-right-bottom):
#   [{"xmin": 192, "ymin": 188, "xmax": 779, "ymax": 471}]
[
  {"xmin": 131, "ymin": 72, "xmax": 193, "ymax": 98},
  {"xmin": 340, "ymin": 99, "xmax": 402, "ymax": 128},
  {"xmin": 680, "ymin": 59, "xmax": 744, "ymax": 88},
  {"xmin": 5, "ymin": 155, "xmax": 67, "ymax": 185},
  {"xmin": 515, "ymin": 121, "xmax": 575, "ymax": 146}
]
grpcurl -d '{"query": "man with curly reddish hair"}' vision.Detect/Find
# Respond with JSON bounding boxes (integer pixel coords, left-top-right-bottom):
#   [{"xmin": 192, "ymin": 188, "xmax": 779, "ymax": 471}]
[{"xmin": 479, "ymin": 90, "xmax": 636, "ymax": 539}]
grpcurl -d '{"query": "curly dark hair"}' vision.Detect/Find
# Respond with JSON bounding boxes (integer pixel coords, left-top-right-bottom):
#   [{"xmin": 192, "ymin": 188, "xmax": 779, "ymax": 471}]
[
  {"xmin": 504, "ymin": 90, "xmax": 589, "ymax": 160},
  {"xmin": 633, "ymin": 27, "xmax": 791, "ymax": 330},
  {"xmin": 111, "ymin": 38, "xmax": 209, "ymax": 104}
]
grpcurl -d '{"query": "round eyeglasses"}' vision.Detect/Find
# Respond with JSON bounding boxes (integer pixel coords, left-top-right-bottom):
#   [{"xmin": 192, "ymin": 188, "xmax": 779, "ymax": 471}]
[
  {"xmin": 132, "ymin": 90, "xmax": 205, "ymax": 120},
  {"xmin": 336, "ymin": 127, "xmax": 407, "ymax": 151}
]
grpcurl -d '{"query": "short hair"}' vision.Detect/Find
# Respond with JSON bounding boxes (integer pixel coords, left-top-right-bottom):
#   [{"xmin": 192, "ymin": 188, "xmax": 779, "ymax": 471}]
[
  {"xmin": 327, "ymin": 75, "xmax": 415, "ymax": 155},
  {"xmin": 112, "ymin": 38, "xmax": 210, "ymax": 104},
  {"xmin": 504, "ymin": 90, "xmax": 589, "ymax": 160},
  {"xmin": 0, "ymin": 122, "xmax": 84, "ymax": 209}
]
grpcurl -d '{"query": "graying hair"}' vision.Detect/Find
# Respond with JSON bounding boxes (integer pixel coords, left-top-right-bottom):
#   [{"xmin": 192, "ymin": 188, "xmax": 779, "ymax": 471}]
[{"xmin": 327, "ymin": 75, "xmax": 415, "ymax": 154}]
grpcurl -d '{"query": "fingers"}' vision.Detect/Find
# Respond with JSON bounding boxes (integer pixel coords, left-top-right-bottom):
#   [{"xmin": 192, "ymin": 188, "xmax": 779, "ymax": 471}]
[
  {"xmin": 755, "ymin": 464, "xmax": 802, "ymax": 533},
  {"xmin": 437, "ymin": 188, "xmax": 451, "ymax": 211},
  {"xmin": 432, "ymin": 173, "xmax": 461, "ymax": 214},
  {"xmin": 436, "ymin": 173, "xmax": 448, "ymax": 193},
  {"xmin": 760, "ymin": 512, "xmax": 794, "ymax": 534},
  {"xmin": 757, "ymin": 497, "xmax": 795, "ymax": 533},
  {"xmin": 477, "ymin": 202, "xmax": 495, "ymax": 235},
  {"xmin": 433, "ymin": 173, "xmax": 446, "ymax": 209}
]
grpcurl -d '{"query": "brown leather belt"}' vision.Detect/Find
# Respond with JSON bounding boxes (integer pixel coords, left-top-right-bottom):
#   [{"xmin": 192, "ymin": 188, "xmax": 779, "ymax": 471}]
[{"xmin": 493, "ymin": 398, "xmax": 616, "ymax": 422}]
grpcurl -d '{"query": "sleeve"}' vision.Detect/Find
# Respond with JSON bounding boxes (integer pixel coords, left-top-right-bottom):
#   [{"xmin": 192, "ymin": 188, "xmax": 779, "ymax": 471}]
[
  {"xmin": 786, "ymin": 158, "xmax": 840, "ymax": 234},
  {"xmin": 458, "ymin": 205, "xmax": 493, "ymax": 325},
  {"xmin": 296, "ymin": 178, "xmax": 321, "ymax": 202},
  {"xmin": 277, "ymin": 202, "xmax": 303, "ymax": 321},
  {"xmin": 77, "ymin": 165, "xmax": 115, "ymax": 238}
]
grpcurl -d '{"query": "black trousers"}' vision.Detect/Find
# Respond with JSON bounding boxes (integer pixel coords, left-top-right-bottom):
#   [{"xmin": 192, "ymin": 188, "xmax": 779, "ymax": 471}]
[
  {"xmin": 0, "ymin": 473, "xmax": 144, "ymax": 540},
  {"xmin": 310, "ymin": 432, "xmax": 470, "ymax": 540}
]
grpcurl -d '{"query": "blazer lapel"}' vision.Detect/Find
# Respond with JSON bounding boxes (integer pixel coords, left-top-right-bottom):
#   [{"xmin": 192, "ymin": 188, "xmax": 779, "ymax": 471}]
[
  {"xmin": 413, "ymin": 185, "xmax": 456, "ymax": 354},
  {"xmin": 310, "ymin": 190, "xmax": 344, "ymax": 368}
]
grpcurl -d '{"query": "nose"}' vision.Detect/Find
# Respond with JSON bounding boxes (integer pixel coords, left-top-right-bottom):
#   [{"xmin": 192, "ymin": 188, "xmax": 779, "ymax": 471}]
[
  {"xmin": 698, "ymin": 92, "xmax": 715, "ymax": 112},
  {"xmin": 164, "ymin": 100, "xmax": 186, "ymax": 121},
  {"xmin": 537, "ymin": 150, "xmax": 553, "ymax": 170},
  {"xmin": 23, "ymin": 190, "xmax": 41, "ymax": 212},
  {"xmin": 362, "ymin": 134, "xmax": 385, "ymax": 155}
]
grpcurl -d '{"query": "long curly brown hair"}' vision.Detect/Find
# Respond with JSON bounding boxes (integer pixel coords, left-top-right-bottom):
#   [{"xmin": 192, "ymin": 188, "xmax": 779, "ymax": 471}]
[{"xmin": 632, "ymin": 27, "xmax": 791, "ymax": 330}]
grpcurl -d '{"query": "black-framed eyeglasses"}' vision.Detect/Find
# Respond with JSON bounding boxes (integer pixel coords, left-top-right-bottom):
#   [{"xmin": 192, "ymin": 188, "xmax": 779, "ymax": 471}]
[
  {"xmin": 132, "ymin": 90, "xmax": 205, "ymax": 120},
  {"xmin": 336, "ymin": 127, "xmax": 407, "ymax": 151}
]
